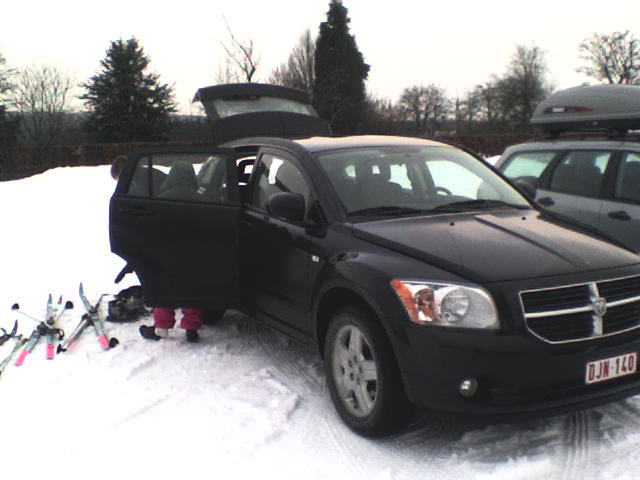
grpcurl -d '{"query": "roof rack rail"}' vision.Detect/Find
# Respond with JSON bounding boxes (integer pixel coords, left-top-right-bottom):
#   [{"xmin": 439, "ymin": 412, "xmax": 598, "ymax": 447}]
[
  {"xmin": 544, "ymin": 128, "xmax": 640, "ymax": 140},
  {"xmin": 528, "ymin": 129, "xmax": 640, "ymax": 145}
]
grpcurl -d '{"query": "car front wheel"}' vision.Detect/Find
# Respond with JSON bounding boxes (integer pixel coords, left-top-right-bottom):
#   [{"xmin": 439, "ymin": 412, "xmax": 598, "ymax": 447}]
[{"xmin": 324, "ymin": 306, "xmax": 412, "ymax": 437}]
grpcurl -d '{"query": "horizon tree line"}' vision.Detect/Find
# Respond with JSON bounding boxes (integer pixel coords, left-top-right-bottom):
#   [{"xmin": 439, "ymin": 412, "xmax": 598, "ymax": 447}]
[{"xmin": 1, "ymin": 0, "xmax": 639, "ymax": 147}]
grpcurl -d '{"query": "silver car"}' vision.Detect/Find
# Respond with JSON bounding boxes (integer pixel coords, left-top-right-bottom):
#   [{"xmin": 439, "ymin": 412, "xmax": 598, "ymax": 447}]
[{"xmin": 496, "ymin": 86, "xmax": 640, "ymax": 252}]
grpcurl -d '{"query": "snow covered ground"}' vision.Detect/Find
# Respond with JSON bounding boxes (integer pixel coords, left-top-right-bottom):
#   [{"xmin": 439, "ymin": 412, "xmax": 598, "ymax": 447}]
[{"xmin": 2, "ymin": 165, "xmax": 640, "ymax": 480}]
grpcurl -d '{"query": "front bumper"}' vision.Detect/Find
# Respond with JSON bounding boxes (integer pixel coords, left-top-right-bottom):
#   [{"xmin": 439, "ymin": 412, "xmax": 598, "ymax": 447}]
[{"xmin": 397, "ymin": 325, "xmax": 640, "ymax": 419}]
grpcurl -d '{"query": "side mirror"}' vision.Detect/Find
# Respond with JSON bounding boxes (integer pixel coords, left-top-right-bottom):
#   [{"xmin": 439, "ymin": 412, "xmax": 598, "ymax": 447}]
[
  {"xmin": 514, "ymin": 179, "xmax": 537, "ymax": 201},
  {"xmin": 267, "ymin": 192, "xmax": 306, "ymax": 221}
]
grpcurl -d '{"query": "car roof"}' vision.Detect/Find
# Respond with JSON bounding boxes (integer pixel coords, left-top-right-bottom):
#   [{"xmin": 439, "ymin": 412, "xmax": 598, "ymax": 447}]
[
  {"xmin": 293, "ymin": 135, "xmax": 451, "ymax": 153},
  {"xmin": 228, "ymin": 135, "xmax": 454, "ymax": 154}
]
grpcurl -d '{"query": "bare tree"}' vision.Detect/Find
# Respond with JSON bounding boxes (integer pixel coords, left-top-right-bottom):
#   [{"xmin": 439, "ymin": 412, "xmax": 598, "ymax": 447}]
[
  {"xmin": 399, "ymin": 85, "xmax": 428, "ymax": 136},
  {"xmin": 215, "ymin": 57, "xmax": 240, "ymax": 84},
  {"xmin": 269, "ymin": 30, "xmax": 316, "ymax": 99},
  {"xmin": 504, "ymin": 44, "xmax": 551, "ymax": 129},
  {"xmin": 218, "ymin": 17, "xmax": 260, "ymax": 83},
  {"xmin": 361, "ymin": 93, "xmax": 403, "ymax": 134},
  {"xmin": 399, "ymin": 83, "xmax": 450, "ymax": 136},
  {"xmin": 578, "ymin": 31, "xmax": 640, "ymax": 85},
  {"xmin": 0, "ymin": 53, "xmax": 20, "ymax": 147},
  {"xmin": 11, "ymin": 64, "xmax": 75, "ymax": 145},
  {"xmin": 459, "ymin": 87, "xmax": 483, "ymax": 134},
  {"xmin": 0, "ymin": 53, "xmax": 12, "ymax": 100}
]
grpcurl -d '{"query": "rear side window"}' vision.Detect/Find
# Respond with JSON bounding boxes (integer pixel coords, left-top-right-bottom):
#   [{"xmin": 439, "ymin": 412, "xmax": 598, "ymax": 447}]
[
  {"xmin": 549, "ymin": 150, "xmax": 612, "ymax": 198},
  {"xmin": 615, "ymin": 152, "xmax": 640, "ymax": 204},
  {"xmin": 125, "ymin": 153, "xmax": 230, "ymax": 203},
  {"xmin": 501, "ymin": 151, "xmax": 556, "ymax": 186}
]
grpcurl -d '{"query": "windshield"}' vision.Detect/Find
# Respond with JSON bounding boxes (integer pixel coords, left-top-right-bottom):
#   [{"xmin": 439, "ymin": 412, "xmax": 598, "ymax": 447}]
[{"xmin": 315, "ymin": 146, "xmax": 530, "ymax": 217}]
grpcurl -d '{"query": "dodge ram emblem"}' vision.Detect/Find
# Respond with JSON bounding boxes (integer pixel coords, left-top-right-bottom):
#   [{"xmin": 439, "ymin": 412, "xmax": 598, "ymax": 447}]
[{"xmin": 593, "ymin": 297, "xmax": 607, "ymax": 317}]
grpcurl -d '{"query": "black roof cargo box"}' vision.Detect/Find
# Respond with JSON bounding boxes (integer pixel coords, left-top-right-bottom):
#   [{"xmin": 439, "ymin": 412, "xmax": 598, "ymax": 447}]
[
  {"xmin": 193, "ymin": 83, "xmax": 331, "ymax": 144},
  {"xmin": 531, "ymin": 85, "xmax": 640, "ymax": 133}
]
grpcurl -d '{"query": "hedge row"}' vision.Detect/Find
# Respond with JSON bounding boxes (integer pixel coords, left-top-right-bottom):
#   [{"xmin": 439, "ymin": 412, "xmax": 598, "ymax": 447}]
[
  {"xmin": 0, "ymin": 140, "xmax": 216, "ymax": 181},
  {"xmin": 0, "ymin": 134, "xmax": 538, "ymax": 182}
]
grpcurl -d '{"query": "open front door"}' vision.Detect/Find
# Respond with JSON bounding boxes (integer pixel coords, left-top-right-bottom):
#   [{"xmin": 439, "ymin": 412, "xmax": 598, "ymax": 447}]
[{"xmin": 109, "ymin": 147, "xmax": 240, "ymax": 309}]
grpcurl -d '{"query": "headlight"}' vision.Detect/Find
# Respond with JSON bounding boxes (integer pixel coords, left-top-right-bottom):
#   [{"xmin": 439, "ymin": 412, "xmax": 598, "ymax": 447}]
[{"xmin": 390, "ymin": 279, "xmax": 499, "ymax": 329}]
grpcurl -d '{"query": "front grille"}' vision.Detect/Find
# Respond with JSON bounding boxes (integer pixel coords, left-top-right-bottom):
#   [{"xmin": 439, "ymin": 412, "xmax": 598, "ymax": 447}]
[
  {"xmin": 520, "ymin": 275, "xmax": 640, "ymax": 344},
  {"xmin": 521, "ymin": 285, "xmax": 590, "ymax": 313},
  {"xmin": 598, "ymin": 276, "xmax": 640, "ymax": 302}
]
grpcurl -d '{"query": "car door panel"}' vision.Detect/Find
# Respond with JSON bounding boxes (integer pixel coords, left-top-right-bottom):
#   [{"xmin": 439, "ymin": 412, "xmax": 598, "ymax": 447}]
[
  {"xmin": 535, "ymin": 150, "xmax": 614, "ymax": 230},
  {"xmin": 240, "ymin": 151, "xmax": 316, "ymax": 333},
  {"xmin": 599, "ymin": 200, "xmax": 640, "ymax": 252},
  {"xmin": 110, "ymin": 148, "xmax": 240, "ymax": 309},
  {"xmin": 598, "ymin": 152, "xmax": 640, "ymax": 252},
  {"xmin": 535, "ymin": 188, "xmax": 603, "ymax": 228}
]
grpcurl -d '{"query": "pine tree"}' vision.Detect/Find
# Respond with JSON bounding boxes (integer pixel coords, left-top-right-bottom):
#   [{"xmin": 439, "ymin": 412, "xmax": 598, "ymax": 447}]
[
  {"xmin": 314, "ymin": 0, "xmax": 370, "ymax": 135},
  {"xmin": 81, "ymin": 38, "xmax": 176, "ymax": 142}
]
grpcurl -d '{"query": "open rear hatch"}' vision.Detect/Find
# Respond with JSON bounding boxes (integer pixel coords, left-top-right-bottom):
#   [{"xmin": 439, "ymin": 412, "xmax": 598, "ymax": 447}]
[
  {"xmin": 531, "ymin": 85, "xmax": 640, "ymax": 133},
  {"xmin": 193, "ymin": 83, "xmax": 331, "ymax": 144}
]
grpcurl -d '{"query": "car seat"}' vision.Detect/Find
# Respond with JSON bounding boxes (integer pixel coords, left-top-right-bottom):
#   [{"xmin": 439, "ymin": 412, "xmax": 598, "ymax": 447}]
[
  {"xmin": 158, "ymin": 161, "xmax": 199, "ymax": 200},
  {"xmin": 353, "ymin": 161, "xmax": 405, "ymax": 210}
]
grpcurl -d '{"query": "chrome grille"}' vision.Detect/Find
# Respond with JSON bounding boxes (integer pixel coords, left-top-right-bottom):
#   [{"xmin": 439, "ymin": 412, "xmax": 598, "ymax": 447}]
[{"xmin": 520, "ymin": 275, "xmax": 640, "ymax": 344}]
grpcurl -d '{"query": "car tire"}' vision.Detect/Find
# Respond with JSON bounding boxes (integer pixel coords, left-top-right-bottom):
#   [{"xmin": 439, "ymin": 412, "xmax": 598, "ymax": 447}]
[
  {"xmin": 324, "ymin": 306, "xmax": 413, "ymax": 437},
  {"xmin": 202, "ymin": 308, "xmax": 226, "ymax": 325}
]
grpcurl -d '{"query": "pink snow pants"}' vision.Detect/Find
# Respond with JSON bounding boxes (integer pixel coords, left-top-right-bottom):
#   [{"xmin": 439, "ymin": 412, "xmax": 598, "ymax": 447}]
[{"xmin": 153, "ymin": 307, "xmax": 203, "ymax": 330}]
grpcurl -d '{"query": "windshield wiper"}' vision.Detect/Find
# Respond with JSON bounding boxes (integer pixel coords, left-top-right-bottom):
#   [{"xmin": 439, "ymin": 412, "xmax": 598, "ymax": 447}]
[
  {"xmin": 347, "ymin": 206, "xmax": 425, "ymax": 217},
  {"xmin": 429, "ymin": 199, "xmax": 531, "ymax": 213}
]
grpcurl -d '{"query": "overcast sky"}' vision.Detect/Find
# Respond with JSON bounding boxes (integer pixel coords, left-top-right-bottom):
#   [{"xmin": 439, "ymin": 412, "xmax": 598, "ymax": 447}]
[{"xmin": 3, "ymin": 0, "xmax": 640, "ymax": 113}]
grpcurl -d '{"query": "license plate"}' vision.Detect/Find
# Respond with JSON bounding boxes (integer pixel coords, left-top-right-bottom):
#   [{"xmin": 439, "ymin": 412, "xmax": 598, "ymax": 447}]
[{"xmin": 585, "ymin": 353, "xmax": 638, "ymax": 385}]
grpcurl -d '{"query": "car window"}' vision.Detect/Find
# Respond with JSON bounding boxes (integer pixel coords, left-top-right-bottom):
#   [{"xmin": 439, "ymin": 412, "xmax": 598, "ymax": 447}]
[
  {"xmin": 548, "ymin": 150, "xmax": 612, "ymax": 198},
  {"xmin": 427, "ymin": 159, "xmax": 485, "ymax": 197},
  {"xmin": 125, "ymin": 152, "xmax": 230, "ymax": 203},
  {"xmin": 501, "ymin": 151, "xmax": 556, "ymax": 186},
  {"xmin": 615, "ymin": 152, "xmax": 640, "ymax": 204},
  {"xmin": 211, "ymin": 96, "xmax": 316, "ymax": 118},
  {"xmin": 250, "ymin": 154, "xmax": 310, "ymax": 214}
]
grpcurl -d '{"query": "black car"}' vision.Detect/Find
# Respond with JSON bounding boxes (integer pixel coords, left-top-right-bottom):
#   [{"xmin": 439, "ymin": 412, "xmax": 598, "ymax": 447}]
[{"xmin": 110, "ymin": 84, "xmax": 640, "ymax": 437}]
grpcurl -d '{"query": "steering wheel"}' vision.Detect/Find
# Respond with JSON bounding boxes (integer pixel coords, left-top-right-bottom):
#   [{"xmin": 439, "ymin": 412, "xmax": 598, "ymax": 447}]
[{"xmin": 435, "ymin": 186, "xmax": 452, "ymax": 196}]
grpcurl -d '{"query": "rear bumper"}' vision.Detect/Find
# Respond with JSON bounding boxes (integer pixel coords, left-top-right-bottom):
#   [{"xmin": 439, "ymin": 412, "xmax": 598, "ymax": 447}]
[{"xmin": 397, "ymin": 325, "xmax": 640, "ymax": 419}]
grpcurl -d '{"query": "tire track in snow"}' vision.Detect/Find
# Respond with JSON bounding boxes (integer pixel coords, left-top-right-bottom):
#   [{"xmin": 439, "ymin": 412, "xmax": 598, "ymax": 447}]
[
  {"xmin": 219, "ymin": 311, "xmax": 326, "ymax": 395},
  {"xmin": 597, "ymin": 399, "xmax": 640, "ymax": 439},
  {"xmin": 108, "ymin": 394, "xmax": 171, "ymax": 430},
  {"xmin": 392, "ymin": 415, "xmax": 477, "ymax": 480},
  {"xmin": 557, "ymin": 409, "xmax": 600, "ymax": 480}
]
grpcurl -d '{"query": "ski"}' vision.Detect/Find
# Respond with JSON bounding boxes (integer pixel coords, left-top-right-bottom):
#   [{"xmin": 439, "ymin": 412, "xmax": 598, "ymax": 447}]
[
  {"xmin": 0, "ymin": 337, "xmax": 27, "ymax": 377},
  {"xmin": 58, "ymin": 283, "xmax": 118, "ymax": 353},
  {"xmin": 0, "ymin": 321, "xmax": 24, "ymax": 376},
  {"xmin": 12, "ymin": 295, "xmax": 71, "ymax": 365}
]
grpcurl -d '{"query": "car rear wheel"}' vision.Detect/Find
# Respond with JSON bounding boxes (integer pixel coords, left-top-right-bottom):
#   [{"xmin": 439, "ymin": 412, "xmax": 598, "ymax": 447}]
[{"xmin": 324, "ymin": 306, "xmax": 412, "ymax": 437}]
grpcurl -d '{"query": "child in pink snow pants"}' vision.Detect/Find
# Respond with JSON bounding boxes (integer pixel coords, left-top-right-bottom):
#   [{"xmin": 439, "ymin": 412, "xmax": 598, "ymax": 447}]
[{"xmin": 139, "ymin": 307, "xmax": 203, "ymax": 343}]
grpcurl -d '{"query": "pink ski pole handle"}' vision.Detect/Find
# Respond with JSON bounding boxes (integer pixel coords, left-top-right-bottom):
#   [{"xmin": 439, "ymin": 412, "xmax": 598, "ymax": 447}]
[
  {"xmin": 98, "ymin": 334, "xmax": 110, "ymax": 350},
  {"xmin": 46, "ymin": 344, "xmax": 55, "ymax": 360},
  {"xmin": 15, "ymin": 349, "xmax": 29, "ymax": 366}
]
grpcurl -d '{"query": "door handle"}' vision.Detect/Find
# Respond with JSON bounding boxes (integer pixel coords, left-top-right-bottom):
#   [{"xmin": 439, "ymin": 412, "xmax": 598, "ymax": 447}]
[
  {"xmin": 120, "ymin": 207, "xmax": 154, "ymax": 216},
  {"xmin": 608, "ymin": 210, "xmax": 631, "ymax": 221},
  {"xmin": 538, "ymin": 197, "xmax": 555, "ymax": 207}
]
